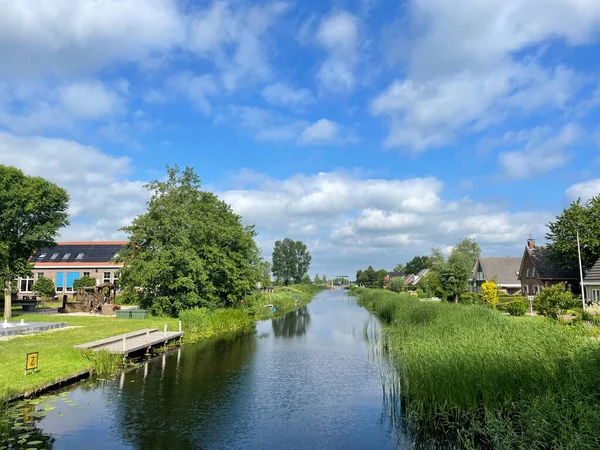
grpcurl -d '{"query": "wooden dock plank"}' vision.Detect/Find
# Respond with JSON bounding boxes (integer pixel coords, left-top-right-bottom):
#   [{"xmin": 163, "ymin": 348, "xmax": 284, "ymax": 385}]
[
  {"xmin": 74, "ymin": 329, "xmax": 158, "ymax": 350},
  {"xmin": 74, "ymin": 329, "xmax": 183, "ymax": 355}
]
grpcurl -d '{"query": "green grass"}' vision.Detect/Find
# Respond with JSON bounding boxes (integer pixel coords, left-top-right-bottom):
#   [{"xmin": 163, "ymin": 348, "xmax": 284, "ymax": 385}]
[
  {"xmin": 357, "ymin": 288, "xmax": 600, "ymax": 449},
  {"xmin": 0, "ymin": 284, "xmax": 322, "ymax": 403}
]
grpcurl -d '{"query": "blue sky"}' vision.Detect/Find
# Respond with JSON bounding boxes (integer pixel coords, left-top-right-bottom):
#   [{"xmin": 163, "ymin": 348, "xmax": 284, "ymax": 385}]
[{"xmin": 1, "ymin": 0, "xmax": 600, "ymax": 277}]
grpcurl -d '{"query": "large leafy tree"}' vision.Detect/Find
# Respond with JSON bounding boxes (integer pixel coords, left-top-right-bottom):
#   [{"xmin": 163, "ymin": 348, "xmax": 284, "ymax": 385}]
[
  {"xmin": 271, "ymin": 238, "xmax": 312, "ymax": 285},
  {"xmin": 405, "ymin": 256, "xmax": 430, "ymax": 275},
  {"xmin": 0, "ymin": 166, "xmax": 69, "ymax": 318},
  {"xmin": 439, "ymin": 251, "xmax": 472, "ymax": 303},
  {"xmin": 428, "ymin": 248, "xmax": 445, "ymax": 269},
  {"xmin": 118, "ymin": 166, "xmax": 260, "ymax": 316},
  {"xmin": 453, "ymin": 238, "xmax": 481, "ymax": 267},
  {"xmin": 257, "ymin": 259, "xmax": 272, "ymax": 288},
  {"xmin": 393, "ymin": 263, "xmax": 405, "ymax": 273},
  {"xmin": 547, "ymin": 196, "xmax": 600, "ymax": 271}
]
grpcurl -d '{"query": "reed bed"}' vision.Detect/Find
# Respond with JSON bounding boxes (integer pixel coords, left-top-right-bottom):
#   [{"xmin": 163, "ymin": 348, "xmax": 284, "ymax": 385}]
[{"xmin": 357, "ymin": 288, "xmax": 600, "ymax": 449}]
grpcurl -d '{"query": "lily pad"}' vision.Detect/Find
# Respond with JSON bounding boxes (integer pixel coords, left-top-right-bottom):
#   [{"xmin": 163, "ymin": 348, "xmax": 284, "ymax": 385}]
[
  {"xmin": 56, "ymin": 413, "xmax": 64, "ymax": 417},
  {"xmin": 29, "ymin": 441, "xmax": 43, "ymax": 445}
]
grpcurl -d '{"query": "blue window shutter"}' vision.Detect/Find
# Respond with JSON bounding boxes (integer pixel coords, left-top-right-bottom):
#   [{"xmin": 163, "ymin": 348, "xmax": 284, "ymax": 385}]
[
  {"xmin": 56, "ymin": 272, "xmax": 64, "ymax": 288},
  {"xmin": 66, "ymin": 272, "xmax": 79, "ymax": 288}
]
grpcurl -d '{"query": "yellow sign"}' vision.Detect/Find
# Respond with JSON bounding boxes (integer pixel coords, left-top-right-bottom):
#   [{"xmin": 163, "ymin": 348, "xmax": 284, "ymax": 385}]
[{"xmin": 26, "ymin": 352, "xmax": 38, "ymax": 372}]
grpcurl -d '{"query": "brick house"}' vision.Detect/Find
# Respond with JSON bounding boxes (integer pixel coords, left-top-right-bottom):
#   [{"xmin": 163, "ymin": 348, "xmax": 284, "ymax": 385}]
[
  {"xmin": 383, "ymin": 271, "xmax": 404, "ymax": 288},
  {"xmin": 17, "ymin": 242, "xmax": 126, "ymax": 299},
  {"xmin": 471, "ymin": 257, "xmax": 522, "ymax": 295},
  {"xmin": 518, "ymin": 239, "xmax": 579, "ymax": 295}
]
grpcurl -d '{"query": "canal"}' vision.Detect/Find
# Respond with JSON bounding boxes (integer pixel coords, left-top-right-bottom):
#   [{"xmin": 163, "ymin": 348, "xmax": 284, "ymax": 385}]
[{"xmin": 1, "ymin": 290, "xmax": 404, "ymax": 449}]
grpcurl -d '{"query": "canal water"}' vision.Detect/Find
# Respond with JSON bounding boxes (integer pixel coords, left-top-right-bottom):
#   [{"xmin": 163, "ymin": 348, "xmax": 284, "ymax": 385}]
[{"xmin": 1, "ymin": 290, "xmax": 405, "ymax": 449}]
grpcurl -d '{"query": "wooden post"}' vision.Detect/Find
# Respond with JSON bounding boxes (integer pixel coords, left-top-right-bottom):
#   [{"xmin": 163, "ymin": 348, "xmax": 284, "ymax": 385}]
[
  {"xmin": 146, "ymin": 329, "xmax": 149, "ymax": 343},
  {"xmin": 164, "ymin": 324, "xmax": 167, "ymax": 337},
  {"xmin": 179, "ymin": 320, "xmax": 182, "ymax": 333},
  {"xmin": 122, "ymin": 335, "xmax": 126, "ymax": 352}
]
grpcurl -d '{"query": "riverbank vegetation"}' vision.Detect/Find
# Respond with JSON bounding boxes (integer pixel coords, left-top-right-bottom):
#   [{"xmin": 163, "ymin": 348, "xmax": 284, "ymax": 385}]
[{"xmin": 358, "ymin": 288, "xmax": 600, "ymax": 449}]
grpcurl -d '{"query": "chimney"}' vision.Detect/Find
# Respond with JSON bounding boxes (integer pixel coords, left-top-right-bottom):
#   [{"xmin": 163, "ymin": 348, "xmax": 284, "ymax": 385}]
[{"xmin": 527, "ymin": 238, "xmax": 535, "ymax": 249}]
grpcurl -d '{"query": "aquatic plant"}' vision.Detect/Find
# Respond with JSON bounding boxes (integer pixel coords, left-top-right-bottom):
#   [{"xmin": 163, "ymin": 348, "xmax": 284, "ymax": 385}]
[{"xmin": 357, "ymin": 288, "xmax": 600, "ymax": 449}]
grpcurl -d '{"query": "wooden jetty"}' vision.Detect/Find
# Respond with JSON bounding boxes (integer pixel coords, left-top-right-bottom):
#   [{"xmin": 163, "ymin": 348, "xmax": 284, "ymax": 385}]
[{"xmin": 74, "ymin": 328, "xmax": 183, "ymax": 356}]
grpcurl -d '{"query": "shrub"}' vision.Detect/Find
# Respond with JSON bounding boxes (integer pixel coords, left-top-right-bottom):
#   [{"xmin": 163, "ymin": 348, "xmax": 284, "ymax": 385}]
[
  {"xmin": 389, "ymin": 277, "xmax": 405, "ymax": 293},
  {"xmin": 32, "ymin": 276, "xmax": 55, "ymax": 299},
  {"xmin": 459, "ymin": 292, "xmax": 482, "ymax": 305},
  {"xmin": 481, "ymin": 280, "xmax": 498, "ymax": 308},
  {"xmin": 506, "ymin": 300, "xmax": 527, "ymax": 316},
  {"xmin": 73, "ymin": 275, "xmax": 97, "ymax": 290},
  {"xmin": 536, "ymin": 283, "xmax": 579, "ymax": 319}
]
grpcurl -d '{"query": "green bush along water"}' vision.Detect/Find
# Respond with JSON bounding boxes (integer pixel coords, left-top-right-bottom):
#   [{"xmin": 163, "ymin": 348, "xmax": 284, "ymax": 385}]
[{"xmin": 356, "ymin": 288, "xmax": 600, "ymax": 449}]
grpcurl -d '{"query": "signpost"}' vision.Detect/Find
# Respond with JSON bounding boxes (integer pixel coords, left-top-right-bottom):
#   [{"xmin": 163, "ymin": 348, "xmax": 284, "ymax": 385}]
[{"xmin": 25, "ymin": 352, "xmax": 38, "ymax": 376}]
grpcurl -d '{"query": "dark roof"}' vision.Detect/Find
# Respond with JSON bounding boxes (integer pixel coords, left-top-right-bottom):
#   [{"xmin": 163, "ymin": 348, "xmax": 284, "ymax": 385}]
[
  {"xmin": 388, "ymin": 271, "xmax": 404, "ymax": 278},
  {"xmin": 584, "ymin": 258, "xmax": 600, "ymax": 282},
  {"xmin": 30, "ymin": 242, "xmax": 126, "ymax": 264},
  {"xmin": 524, "ymin": 246, "xmax": 579, "ymax": 280},
  {"xmin": 476, "ymin": 257, "xmax": 521, "ymax": 286}
]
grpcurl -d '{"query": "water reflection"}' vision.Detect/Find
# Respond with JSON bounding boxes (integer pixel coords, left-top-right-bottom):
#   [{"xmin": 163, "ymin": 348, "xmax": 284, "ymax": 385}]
[
  {"xmin": 271, "ymin": 305, "xmax": 311, "ymax": 337},
  {"xmin": 0, "ymin": 397, "xmax": 57, "ymax": 448}
]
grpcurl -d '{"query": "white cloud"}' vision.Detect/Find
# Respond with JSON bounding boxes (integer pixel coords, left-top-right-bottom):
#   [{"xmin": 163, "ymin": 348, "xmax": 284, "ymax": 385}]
[
  {"xmin": 316, "ymin": 12, "xmax": 359, "ymax": 93},
  {"xmin": 220, "ymin": 170, "xmax": 551, "ymax": 273},
  {"xmin": 372, "ymin": 0, "xmax": 600, "ymax": 151},
  {"xmin": 0, "ymin": 0, "xmax": 185, "ymax": 76},
  {"xmin": 261, "ymin": 83, "xmax": 313, "ymax": 109},
  {"xmin": 565, "ymin": 179, "xmax": 600, "ymax": 202},
  {"xmin": 0, "ymin": 133, "xmax": 148, "ymax": 240},
  {"xmin": 498, "ymin": 123, "xmax": 581, "ymax": 179},
  {"xmin": 188, "ymin": 1, "xmax": 288, "ymax": 91},
  {"xmin": 58, "ymin": 80, "xmax": 122, "ymax": 119},
  {"xmin": 165, "ymin": 72, "xmax": 218, "ymax": 114},
  {"xmin": 300, "ymin": 119, "xmax": 339, "ymax": 145}
]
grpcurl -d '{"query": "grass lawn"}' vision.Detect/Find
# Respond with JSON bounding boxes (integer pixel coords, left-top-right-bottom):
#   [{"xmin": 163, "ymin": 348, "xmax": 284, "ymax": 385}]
[{"xmin": 0, "ymin": 314, "xmax": 180, "ymax": 403}]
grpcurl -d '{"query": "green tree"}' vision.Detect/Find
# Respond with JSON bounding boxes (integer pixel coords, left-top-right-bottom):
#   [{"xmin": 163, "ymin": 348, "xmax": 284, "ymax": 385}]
[
  {"xmin": 393, "ymin": 263, "xmax": 405, "ymax": 273},
  {"xmin": 32, "ymin": 276, "xmax": 55, "ymax": 299},
  {"xmin": 73, "ymin": 275, "xmax": 97, "ymax": 290},
  {"xmin": 547, "ymin": 196, "xmax": 600, "ymax": 271},
  {"xmin": 271, "ymin": 238, "xmax": 312, "ymax": 285},
  {"xmin": 257, "ymin": 260, "xmax": 272, "ymax": 288},
  {"xmin": 118, "ymin": 166, "xmax": 260, "ymax": 316},
  {"xmin": 376, "ymin": 269, "xmax": 388, "ymax": 288},
  {"xmin": 536, "ymin": 282, "xmax": 579, "ymax": 319},
  {"xmin": 389, "ymin": 276, "xmax": 405, "ymax": 293},
  {"xmin": 314, "ymin": 274, "xmax": 321, "ymax": 284},
  {"xmin": 405, "ymin": 256, "xmax": 430, "ymax": 275},
  {"xmin": 429, "ymin": 248, "xmax": 445, "ymax": 269},
  {"xmin": 439, "ymin": 251, "xmax": 472, "ymax": 303},
  {"xmin": 453, "ymin": 237, "xmax": 481, "ymax": 266},
  {"xmin": 357, "ymin": 266, "xmax": 377, "ymax": 287},
  {"xmin": 0, "ymin": 166, "xmax": 69, "ymax": 318},
  {"xmin": 301, "ymin": 274, "xmax": 311, "ymax": 284},
  {"xmin": 416, "ymin": 270, "xmax": 444, "ymax": 298}
]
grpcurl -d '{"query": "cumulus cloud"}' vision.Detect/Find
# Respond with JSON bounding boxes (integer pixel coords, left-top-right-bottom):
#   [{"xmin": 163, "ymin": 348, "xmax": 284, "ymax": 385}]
[
  {"xmin": 58, "ymin": 80, "xmax": 123, "ymax": 119},
  {"xmin": 165, "ymin": 72, "xmax": 218, "ymax": 114},
  {"xmin": 220, "ymin": 171, "xmax": 549, "ymax": 272},
  {"xmin": 0, "ymin": 133, "xmax": 148, "ymax": 240},
  {"xmin": 299, "ymin": 119, "xmax": 339, "ymax": 145},
  {"xmin": 565, "ymin": 179, "xmax": 600, "ymax": 202},
  {"xmin": 261, "ymin": 83, "xmax": 313, "ymax": 109},
  {"xmin": 498, "ymin": 124, "xmax": 581, "ymax": 179},
  {"xmin": 372, "ymin": 0, "xmax": 600, "ymax": 152},
  {"xmin": 316, "ymin": 11, "xmax": 359, "ymax": 93}
]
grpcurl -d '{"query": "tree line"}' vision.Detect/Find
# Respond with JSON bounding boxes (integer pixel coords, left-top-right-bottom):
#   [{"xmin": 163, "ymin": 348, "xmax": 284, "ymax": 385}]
[{"xmin": 1, "ymin": 165, "xmax": 313, "ymax": 318}]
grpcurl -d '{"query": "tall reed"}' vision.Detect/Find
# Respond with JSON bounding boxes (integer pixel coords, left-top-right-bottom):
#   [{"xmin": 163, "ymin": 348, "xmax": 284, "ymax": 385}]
[{"xmin": 358, "ymin": 288, "xmax": 600, "ymax": 449}]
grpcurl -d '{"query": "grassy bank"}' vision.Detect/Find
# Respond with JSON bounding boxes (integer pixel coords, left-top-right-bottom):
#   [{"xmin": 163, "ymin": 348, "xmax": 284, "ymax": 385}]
[
  {"xmin": 0, "ymin": 285, "xmax": 322, "ymax": 403},
  {"xmin": 357, "ymin": 288, "xmax": 600, "ymax": 449}
]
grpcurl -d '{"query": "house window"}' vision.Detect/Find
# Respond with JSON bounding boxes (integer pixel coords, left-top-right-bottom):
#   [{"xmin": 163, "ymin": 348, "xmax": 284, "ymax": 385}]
[
  {"xmin": 20, "ymin": 277, "xmax": 35, "ymax": 292},
  {"xmin": 75, "ymin": 253, "xmax": 85, "ymax": 260},
  {"xmin": 83, "ymin": 272, "xmax": 90, "ymax": 277},
  {"xmin": 65, "ymin": 272, "xmax": 79, "ymax": 293},
  {"xmin": 523, "ymin": 285, "xmax": 529, "ymax": 294},
  {"xmin": 39, "ymin": 253, "xmax": 47, "ymax": 259},
  {"xmin": 592, "ymin": 289, "xmax": 600, "ymax": 302},
  {"xmin": 37, "ymin": 272, "xmax": 44, "ymax": 279},
  {"xmin": 532, "ymin": 268, "xmax": 536, "ymax": 278},
  {"xmin": 62, "ymin": 253, "xmax": 71, "ymax": 260},
  {"xmin": 50, "ymin": 253, "xmax": 59, "ymax": 260},
  {"xmin": 56, "ymin": 272, "xmax": 64, "ymax": 292},
  {"xmin": 526, "ymin": 268, "xmax": 530, "ymax": 278},
  {"xmin": 103, "ymin": 272, "xmax": 112, "ymax": 283}
]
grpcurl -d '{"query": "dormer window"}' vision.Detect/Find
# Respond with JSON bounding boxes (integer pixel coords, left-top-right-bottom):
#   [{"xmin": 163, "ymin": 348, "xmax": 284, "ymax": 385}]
[
  {"xmin": 62, "ymin": 253, "xmax": 71, "ymax": 260},
  {"xmin": 76, "ymin": 253, "xmax": 85, "ymax": 260},
  {"xmin": 50, "ymin": 253, "xmax": 59, "ymax": 260}
]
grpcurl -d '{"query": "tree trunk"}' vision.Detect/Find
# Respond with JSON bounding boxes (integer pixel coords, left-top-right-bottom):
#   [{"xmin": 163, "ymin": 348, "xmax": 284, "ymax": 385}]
[{"xmin": 4, "ymin": 271, "xmax": 12, "ymax": 320}]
